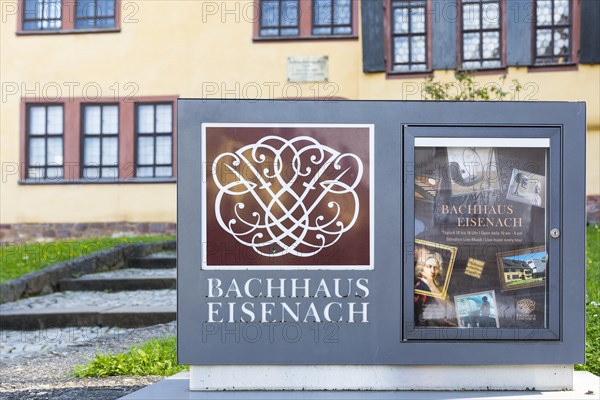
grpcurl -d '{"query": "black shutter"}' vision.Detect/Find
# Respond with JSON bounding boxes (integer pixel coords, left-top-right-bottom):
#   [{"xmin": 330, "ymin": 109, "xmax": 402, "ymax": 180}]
[
  {"xmin": 432, "ymin": 0, "xmax": 458, "ymax": 70},
  {"xmin": 506, "ymin": 0, "xmax": 533, "ymax": 66},
  {"xmin": 580, "ymin": 0, "xmax": 600, "ymax": 64},
  {"xmin": 361, "ymin": 0, "xmax": 386, "ymax": 73}
]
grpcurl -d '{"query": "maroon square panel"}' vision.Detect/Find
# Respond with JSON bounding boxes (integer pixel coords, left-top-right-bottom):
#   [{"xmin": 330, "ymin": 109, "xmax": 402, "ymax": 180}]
[{"xmin": 202, "ymin": 124, "xmax": 373, "ymax": 269}]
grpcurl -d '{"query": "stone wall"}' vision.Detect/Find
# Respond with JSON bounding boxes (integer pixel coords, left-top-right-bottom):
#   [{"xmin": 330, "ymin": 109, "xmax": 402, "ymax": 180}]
[{"xmin": 0, "ymin": 222, "xmax": 176, "ymax": 244}]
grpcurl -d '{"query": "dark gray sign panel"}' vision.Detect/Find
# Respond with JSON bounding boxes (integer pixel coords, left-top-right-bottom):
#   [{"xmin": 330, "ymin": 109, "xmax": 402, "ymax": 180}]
[{"xmin": 177, "ymin": 100, "xmax": 585, "ymax": 365}]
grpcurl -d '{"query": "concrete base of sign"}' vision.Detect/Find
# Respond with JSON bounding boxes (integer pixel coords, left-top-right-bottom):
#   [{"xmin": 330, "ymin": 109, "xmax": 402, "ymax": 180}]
[
  {"xmin": 120, "ymin": 370, "xmax": 600, "ymax": 399},
  {"xmin": 189, "ymin": 365, "xmax": 573, "ymax": 391}
]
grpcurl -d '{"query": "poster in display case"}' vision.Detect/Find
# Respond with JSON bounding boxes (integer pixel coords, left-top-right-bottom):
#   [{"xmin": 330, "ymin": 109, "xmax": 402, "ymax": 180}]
[{"xmin": 405, "ymin": 131, "xmax": 559, "ymax": 339}]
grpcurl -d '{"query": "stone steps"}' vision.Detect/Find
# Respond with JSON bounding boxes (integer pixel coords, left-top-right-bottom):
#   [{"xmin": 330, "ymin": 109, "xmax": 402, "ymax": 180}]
[
  {"xmin": 127, "ymin": 254, "xmax": 176, "ymax": 269},
  {"xmin": 0, "ymin": 251, "xmax": 177, "ymax": 330},
  {"xmin": 0, "ymin": 306, "xmax": 176, "ymax": 330},
  {"xmin": 59, "ymin": 268, "xmax": 176, "ymax": 292}
]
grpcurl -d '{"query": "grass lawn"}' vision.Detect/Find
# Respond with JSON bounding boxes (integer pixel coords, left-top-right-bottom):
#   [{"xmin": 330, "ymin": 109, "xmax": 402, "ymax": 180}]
[
  {"xmin": 576, "ymin": 224, "xmax": 600, "ymax": 375},
  {"xmin": 586, "ymin": 224, "xmax": 600, "ymax": 304},
  {"xmin": 0, "ymin": 236, "xmax": 175, "ymax": 283}
]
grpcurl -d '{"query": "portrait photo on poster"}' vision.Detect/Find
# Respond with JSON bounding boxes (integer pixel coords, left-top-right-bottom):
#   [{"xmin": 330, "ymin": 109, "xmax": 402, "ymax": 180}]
[
  {"xmin": 414, "ymin": 239, "xmax": 457, "ymax": 300},
  {"xmin": 201, "ymin": 123, "xmax": 374, "ymax": 270}
]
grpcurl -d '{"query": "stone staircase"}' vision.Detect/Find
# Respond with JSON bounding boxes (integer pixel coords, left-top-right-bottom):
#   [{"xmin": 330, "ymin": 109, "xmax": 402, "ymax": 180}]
[{"xmin": 0, "ymin": 252, "xmax": 176, "ymax": 330}]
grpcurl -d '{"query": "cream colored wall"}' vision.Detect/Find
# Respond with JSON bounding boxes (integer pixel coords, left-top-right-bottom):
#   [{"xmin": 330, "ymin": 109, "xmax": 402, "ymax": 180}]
[
  {"xmin": 0, "ymin": 0, "xmax": 598, "ymax": 224},
  {"xmin": 588, "ymin": 130, "xmax": 600, "ymax": 195}
]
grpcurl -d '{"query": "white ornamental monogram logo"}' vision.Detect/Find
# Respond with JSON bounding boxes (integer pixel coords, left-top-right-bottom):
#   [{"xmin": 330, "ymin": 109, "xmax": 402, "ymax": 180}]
[{"xmin": 212, "ymin": 135, "xmax": 364, "ymax": 258}]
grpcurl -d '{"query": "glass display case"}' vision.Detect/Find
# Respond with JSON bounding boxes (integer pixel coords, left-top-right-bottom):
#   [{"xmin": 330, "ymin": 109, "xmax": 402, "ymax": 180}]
[{"xmin": 403, "ymin": 127, "xmax": 560, "ymax": 340}]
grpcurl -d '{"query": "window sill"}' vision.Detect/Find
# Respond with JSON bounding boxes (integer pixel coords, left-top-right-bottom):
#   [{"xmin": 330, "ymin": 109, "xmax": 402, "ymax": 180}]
[
  {"xmin": 16, "ymin": 28, "xmax": 120, "ymax": 36},
  {"xmin": 457, "ymin": 67, "xmax": 508, "ymax": 76},
  {"xmin": 253, "ymin": 35, "xmax": 358, "ymax": 43},
  {"xmin": 527, "ymin": 63, "xmax": 578, "ymax": 73},
  {"xmin": 19, "ymin": 178, "xmax": 176, "ymax": 185},
  {"xmin": 386, "ymin": 70, "xmax": 434, "ymax": 80}
]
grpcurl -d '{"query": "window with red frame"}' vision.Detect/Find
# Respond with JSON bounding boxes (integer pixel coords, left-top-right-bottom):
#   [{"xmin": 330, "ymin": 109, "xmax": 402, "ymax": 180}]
[
  {"xmin": 256, "ymin": 0, "xmax": 356, "ymax": 39},
  {"xmin": 460, "ymin": 0, "xmax": 502, "ymax": 70},
  {"xmin": 26, "ymin": 105, "xmax": 64, "ymax": 179},
  {"xmin": 81, "ymin": 104, "xmax": 119, "ymax": 180},
  {"xmin": 534, "ymin": 0, "xmax": 572, "ymax": 65},
  {"xmin": 135, "ymin": 103, "xmax": 174, "ymax": 179},
  {"xmin": 21, "ymin": 0, "xmax": 117, "ymax": 31},
  {"xmin": 390, "ymin": 0, "xmax": 428, "ymax": 72},
  {"xmin": 21, "ymin": 98, "xmax": 176, "ymax": 183}
]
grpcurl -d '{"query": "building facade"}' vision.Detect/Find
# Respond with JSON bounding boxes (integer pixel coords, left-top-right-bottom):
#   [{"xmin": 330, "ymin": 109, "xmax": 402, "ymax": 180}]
[{"xmin": 1, "ymin": 0, "xmax": 599, "ymax": 242}]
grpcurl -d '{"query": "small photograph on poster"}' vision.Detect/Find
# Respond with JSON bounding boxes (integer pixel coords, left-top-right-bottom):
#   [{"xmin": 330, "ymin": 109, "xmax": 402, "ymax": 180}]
[
  {"xmin": 446, "ymin": 147, "xmax": 500, "ymax": 196},
  {"xmin": 414, "ymin": 239, "xmax": 457, "ymax": 300},
  {"xmin": 415, "ymin": 175, "xmax": 440, "ymax": 203},
  {"xmin": 497, "ymin": 246, "xmax": 547, "ymax": 291},
  {"xmin": 454, "ymin": 290, "xmax": 500, "ymax": 328},
  {"xmin": 506, "ymin": 169, "xmax": 546, "ymax": 208}
]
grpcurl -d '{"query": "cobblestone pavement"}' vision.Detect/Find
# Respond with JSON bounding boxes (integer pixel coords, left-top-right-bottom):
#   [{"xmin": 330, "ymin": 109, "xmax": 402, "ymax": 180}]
[
  {"xmin": 0, "ymin": 322, "xmax": 177, "ymax": 400},
  {"xmin": 2, "ymin": 326, "xmax": 136, "ymax": 362}
]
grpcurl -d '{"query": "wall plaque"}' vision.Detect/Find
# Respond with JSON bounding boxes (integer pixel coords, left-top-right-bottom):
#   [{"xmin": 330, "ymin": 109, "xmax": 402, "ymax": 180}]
[{"xmin": 287, "ymin": 55, "xmax": 329, "ymax": 83}]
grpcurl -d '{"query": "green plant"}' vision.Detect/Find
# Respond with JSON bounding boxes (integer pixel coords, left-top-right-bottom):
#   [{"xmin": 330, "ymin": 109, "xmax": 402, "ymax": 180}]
[
  {"xmin": 584, "ymin": 224, "xmax": 600, "ymax": 304},
  {"xmin": 73, "ymin": 336, "xmax": 187, "ymax": 378},
  {"xmin": 422, "ymin": 72, "xmax": 522, "ymax": 101},
  {"xmin": 0, "ymin": 236, "xmax": 175, "ymax": 283},
  {"xmin": 575, "ymin": 224, "xmax": 600, "ymax": 375},
  {"xmin": 576, "ymin": 303, "xmax": 600, "ymax": 376}
]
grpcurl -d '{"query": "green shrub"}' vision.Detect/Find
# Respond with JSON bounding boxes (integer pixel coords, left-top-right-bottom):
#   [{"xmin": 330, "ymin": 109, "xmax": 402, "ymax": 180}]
[
  {"xmin": 422, "ymin": 72, "xmax": 522, "ymax": 101},
  {"xmin": 73, "ymin": 336, "xmax": 187, "ymax": 378}
]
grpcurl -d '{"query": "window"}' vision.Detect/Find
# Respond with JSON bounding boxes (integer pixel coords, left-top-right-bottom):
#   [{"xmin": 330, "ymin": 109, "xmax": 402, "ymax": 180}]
[
  {"xmin": 26, "ymin": 105, "xmax": 64, "ymax": 179},
  {"xmin": 76, "ymin": 0, "xmax": 116, "ymax": 28},
  {"xmin": 255, "ymin": 0, "xmax": 357, "ymax": 39},
  {"xmin": 460, "ymin": 0, "xmax": 502, "ymax": 70},
  {"xmin": 534, "ymin": 0, "xmax": 571, "ymax": 65},
  {"xmin": 22, "ymin": 0, "xmax": 62, "ymax": 30},
  {"xmin": 259, "ymin": 0, "xmax": 299, "ymax": 37},
  {"xmin": 21, "ymin": 96, "xmax": 176, "ymax": 184},
  {"xmin": 312, "ymin": 0, "xmax": 352, "ymax": 36},
  {"xmin": 18, "ymin": 0, "xmax": 118, "ymax": 32},
  {"xmin": 390, "ymin": 0, "xmax": 428, "ymax": 72},
  {"xmin": 81, "ymin": 105, "xmax": 119, "ymax": 179},
  {"xmin": 135, "ymin": 104, "xmax": 174, "ymax": 178}
]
